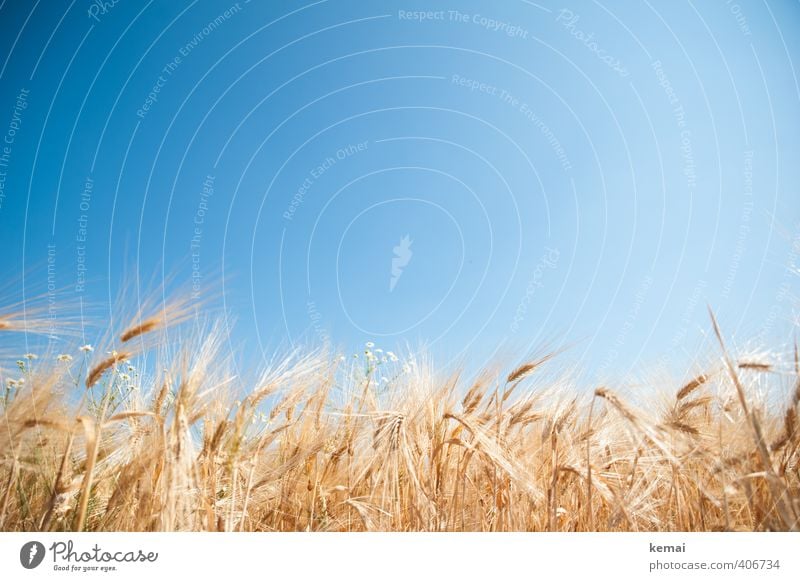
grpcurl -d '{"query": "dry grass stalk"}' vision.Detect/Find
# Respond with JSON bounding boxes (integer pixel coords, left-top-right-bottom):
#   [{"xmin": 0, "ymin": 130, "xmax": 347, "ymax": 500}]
[
  {"xmin": 120, "ymin": 318, "xmax": 160, "ymax": 343},
  {"xmin": 677, "ymin": 374, "xmax": 709, "ymax": 401},
  {"xmin": 506, "ymin": 353, "xmax": 557, "ymax": 384},
  {"xmin": 709, "ymin": 308, "xmax": 798, "ymax": 530},
  {"xmin": 85, "ymin": 351, "xmax": 130, "ymax": 388},
  {"xmin": 0, "ymin": 301, "xmax": 798, "ymax": 532},
  {"xmin": 738, "ymin": 361, "xmax": 772, "ymax": 371}
]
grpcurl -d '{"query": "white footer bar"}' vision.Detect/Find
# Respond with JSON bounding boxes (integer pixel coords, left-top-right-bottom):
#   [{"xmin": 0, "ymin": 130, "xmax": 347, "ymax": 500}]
[{"xmin": 1, "ymin": 532, "xmax": 797, "ymax": 580}]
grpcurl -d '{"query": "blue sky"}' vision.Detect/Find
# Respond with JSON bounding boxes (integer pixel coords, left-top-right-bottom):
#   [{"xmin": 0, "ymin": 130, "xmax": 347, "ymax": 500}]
[{"xmin": 0, "ymin": 0, "xmax": 798, "ymax": 380}]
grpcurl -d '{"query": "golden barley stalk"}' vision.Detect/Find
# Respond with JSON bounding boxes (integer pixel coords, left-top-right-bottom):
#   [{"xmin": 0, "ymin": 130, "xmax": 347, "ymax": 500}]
[
  {"xmin": 120, "ymin": 318, "xmax": 160, "ymax": 343},
  {"xmin": 85, "ymin": 352, "xmax": 130, "ymax": 388}
]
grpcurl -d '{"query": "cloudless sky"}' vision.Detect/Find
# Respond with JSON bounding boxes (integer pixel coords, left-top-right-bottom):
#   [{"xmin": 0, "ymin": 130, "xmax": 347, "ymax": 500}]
[{"xmin": 0, "ymin": 0, "xmax": 798, "ymax": 382}]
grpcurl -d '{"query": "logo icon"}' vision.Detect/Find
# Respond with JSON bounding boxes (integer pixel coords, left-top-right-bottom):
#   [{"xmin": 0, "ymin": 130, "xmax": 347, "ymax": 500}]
[
  {"xmin": 20, "ymin": 541, "xmax": 45, "ymax": 569},
  {"xmin": 390, "ymin": 235, "xmax": 413, "ymax": 292}
]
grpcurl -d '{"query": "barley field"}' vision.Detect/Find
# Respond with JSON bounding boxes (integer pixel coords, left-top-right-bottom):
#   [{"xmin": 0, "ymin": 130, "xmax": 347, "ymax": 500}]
[{"xmin": 1, "ymin": 300, "xmax": 798, "ymax": 532}]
